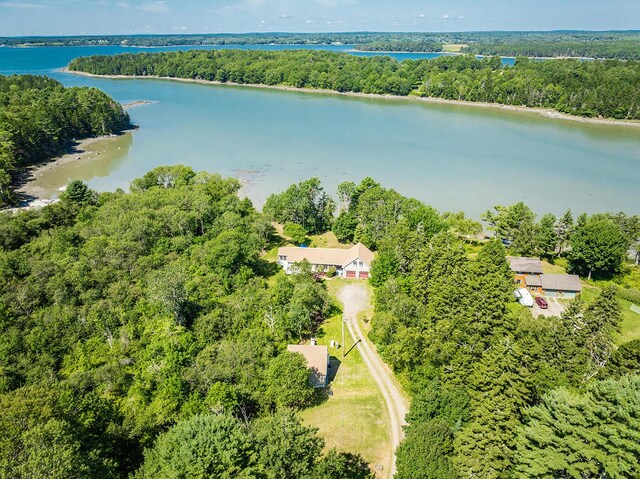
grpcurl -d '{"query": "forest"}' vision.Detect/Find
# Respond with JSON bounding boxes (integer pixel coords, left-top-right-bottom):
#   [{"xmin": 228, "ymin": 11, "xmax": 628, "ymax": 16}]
[
  {"xmin": 1, "ymin": 170, "xmax": 639, "ymax": 477},
  {"xmin": 3, "ymin": 31, "xmax": 640, "ymax": 59},
  {"xmin": 0, "ymin": 75, "xmax": 131, "ymax": 206},
  {"xmin": 68, "ymin": 49, "xmax": 640, "ymax": 120},
  {"xmin": 268, "ymin": 177, "xmax": 640, "ymax": 478},
  {"xmin": 0, "ymin": 166, "xmax": 373, "ymax": 478}
]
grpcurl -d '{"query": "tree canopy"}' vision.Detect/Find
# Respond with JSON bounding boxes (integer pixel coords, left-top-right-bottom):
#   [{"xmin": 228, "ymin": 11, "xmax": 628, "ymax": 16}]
[{"xmin": 69, "ymin": 49, "xmax": 640, "ymax": 120}]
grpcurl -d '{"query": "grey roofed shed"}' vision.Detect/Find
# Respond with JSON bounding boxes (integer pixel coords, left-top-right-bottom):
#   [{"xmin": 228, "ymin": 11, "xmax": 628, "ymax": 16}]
[
  {"xmin": 507, "ymin": 256, "xmax": 543, "ymax": 274},
  {"xmin": 540, "ymin": 274, "xmax": 582, "ymax": 293},
  {"xmin": 525, "ymin": 275, "xmax": 542, "ymax": 287}
]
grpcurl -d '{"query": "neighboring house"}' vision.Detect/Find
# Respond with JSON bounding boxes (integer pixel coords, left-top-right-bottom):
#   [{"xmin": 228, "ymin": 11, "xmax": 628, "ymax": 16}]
[
  {"xmin": 510, "ymin": 256, "xmax": 582, "ymax": 299},
  {"xmin": 277, "ymin": 243, "xmax": 375, "ymax": 279},
  {"xmin": 287, "ymin": 344, "xmax": 330, "ymax": 388},
  {"xmin": 508, "ymin": 256, "xmax": 543, "ymax": 287}
]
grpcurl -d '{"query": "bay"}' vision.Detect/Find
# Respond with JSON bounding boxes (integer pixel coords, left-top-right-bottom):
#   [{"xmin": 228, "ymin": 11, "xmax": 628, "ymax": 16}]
[{"xmin": 0, "ymin": 45, "xmax": 637, "ymax": 217}]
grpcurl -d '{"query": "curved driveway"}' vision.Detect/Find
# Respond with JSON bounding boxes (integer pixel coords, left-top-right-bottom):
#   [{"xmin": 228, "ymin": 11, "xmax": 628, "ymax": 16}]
[{"xmin": 337, "ymin": 283, "xmax": 408, "ymax": 478}]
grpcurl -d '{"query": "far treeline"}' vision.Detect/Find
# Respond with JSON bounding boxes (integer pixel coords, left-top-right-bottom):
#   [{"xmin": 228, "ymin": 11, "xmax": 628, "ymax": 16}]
[
  {"xmin": 264, "ymin": 176, "xmax": 640, "ymax": 478},
  {"xmin": 0, "ymin": 75, "xmax": 131, "ymax": 206},
  {"xmin": 4, "ymin": 31, "xmax": 640, "ymax": 59},
  {"xmin": 69, "ymin": 49, "xmax": 640, "ymax": 120}
]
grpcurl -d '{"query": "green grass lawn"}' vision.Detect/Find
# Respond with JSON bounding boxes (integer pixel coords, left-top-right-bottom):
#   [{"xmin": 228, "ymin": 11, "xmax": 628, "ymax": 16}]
[
  {"xmin": 579, "ymin": 284, "xmax": 640, "ymax": 345},
  {"xmin": 309, "ymin": 231, "xmax": 351, "ymax": 249},
  {"xmin": 299, "ymin": 279, "xmax": 393, "ymax": 478},
  {"xmin": 541, "ymin": 260, "xmax": 567, "ymax": 274},
  {"xmin": 443, "ymin": 43, "xmax": 467, "ymax": 53},
  {"xmin": 299, "ymin": 311, "xmax": 391, "ymax": 476}
]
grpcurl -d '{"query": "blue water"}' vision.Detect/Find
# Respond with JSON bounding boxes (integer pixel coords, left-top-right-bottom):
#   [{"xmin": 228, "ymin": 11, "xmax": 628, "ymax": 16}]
[
  {"xmin": 0, "ymin": 44, "xmax": 514, "ymax": 75},
  {"xmin": 0, "ymin": 45, "xmax": 636, "ymax": 217}
]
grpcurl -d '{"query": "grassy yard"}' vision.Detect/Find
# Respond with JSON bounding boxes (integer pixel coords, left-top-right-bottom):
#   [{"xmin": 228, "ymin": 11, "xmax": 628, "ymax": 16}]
[
  {"xmin": 541, "ymin": 260, "xmax": 567, "ymax": 274},
  {"xmin": 580, "ymin": 284, "xmax": 640, "ymax": 345},
  {"xmin": 299, "ymin": 279, "xmax": 392, "ymax": 478},
  {"xmin": 443, "ymin": 43, "xmax": 467, "ymax": 53},
  {"xmin": 309, "ymin": 231, "xmax": 351, "ymax": 249}
]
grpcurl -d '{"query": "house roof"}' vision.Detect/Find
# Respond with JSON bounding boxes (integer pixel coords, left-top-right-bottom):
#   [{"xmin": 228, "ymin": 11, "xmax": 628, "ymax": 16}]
[
  {"xmin": 525, "ymin": 274, "xmax": 542, "ymax": 287},
  {"xmin": 541, "ymin": 274, "xmax": 582, "ymax": 292},
  {"xmin": 278, "ymin": 243, "xmax": 374, "ymax": 268},
  {"xmin": 508, "ymin": 256, "xmax": 543, "ymax": 274},
  {"xmin": 287, "ymin": 344, "xmax": 328, "ymax": 387}
]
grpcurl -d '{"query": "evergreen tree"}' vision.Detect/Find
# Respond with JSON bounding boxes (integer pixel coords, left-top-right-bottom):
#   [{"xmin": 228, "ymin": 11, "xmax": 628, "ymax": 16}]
[
  {"xmin": 569, "ymin": 216, "xmax": 629, "ymax": 279},
  {"xmin": 453, "ymin": 339, "xmax": 532, "ymax": 479},
  {"xmin": 536, "ymin": 213, "xmax": 557, "ymax": 257},
  {"xmin": 555, "ymin": 209, "xmax": 574, "ymax": 256},
  {"xmin": 515, "ymin": 375, "xmax": 640, "ymax": 478}
]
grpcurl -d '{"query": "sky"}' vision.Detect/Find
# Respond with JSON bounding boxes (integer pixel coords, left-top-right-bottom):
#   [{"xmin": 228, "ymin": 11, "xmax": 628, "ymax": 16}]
[{"xmin": 0, "ymin": 0, "xmax": 639, "ymax": 36}]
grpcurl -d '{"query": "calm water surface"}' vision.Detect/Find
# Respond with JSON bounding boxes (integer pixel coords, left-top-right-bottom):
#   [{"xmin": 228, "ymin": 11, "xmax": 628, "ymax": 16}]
[{"xmin": 1, "ymin": 45, "xmax": 637, "ymax": 217}]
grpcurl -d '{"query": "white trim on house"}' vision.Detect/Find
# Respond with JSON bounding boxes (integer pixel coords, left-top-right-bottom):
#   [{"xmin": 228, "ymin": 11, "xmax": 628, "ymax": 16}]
[{"xmin": 277, "ymin": 243, "xmax": 374, "ymax": 279}]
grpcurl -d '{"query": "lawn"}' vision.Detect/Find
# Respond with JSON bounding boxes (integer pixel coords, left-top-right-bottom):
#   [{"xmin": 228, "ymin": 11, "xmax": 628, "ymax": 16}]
[
  {"xmin": 443, "ymin": 43, "xmax": 467, "ymax": 53},
  {"xmin": 541, "ymin": 260, "xmax": 567, "ymax": 274},
  {"xmin": 299, "ymin": 280, "xmax": 393, "ymax": 478},
  {"xmin": 580, "ymin": 285, "xmax": 640, "ymax": 345},
  {"xmin": 309, "ymin": 231, "xmax": 351, "ymax": 249}
]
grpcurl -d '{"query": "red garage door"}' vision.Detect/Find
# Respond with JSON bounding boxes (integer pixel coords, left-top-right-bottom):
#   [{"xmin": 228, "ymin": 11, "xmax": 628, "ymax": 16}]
[
  {"xmin": 359, "ymin": 272, "xmax": 369, "ymax": 279},
  {"xmin": 345, "ymin": 270, "xmax": 356, "ymax": 278}
]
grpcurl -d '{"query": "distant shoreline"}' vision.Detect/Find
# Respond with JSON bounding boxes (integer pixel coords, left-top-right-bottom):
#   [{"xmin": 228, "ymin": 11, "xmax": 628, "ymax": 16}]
[{"xmin": 64, "ymin": 68, "xmax": 640, "ymax": 128}]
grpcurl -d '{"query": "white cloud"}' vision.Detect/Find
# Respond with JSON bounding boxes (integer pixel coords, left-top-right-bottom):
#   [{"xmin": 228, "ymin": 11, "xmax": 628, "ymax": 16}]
[
  {"xmin": 442, "ymin": 14, "xmax": 450, "ymax": 20},
  {"xmin": 279, "ymin": 14, "xmax": 295, "ymax": 19},
  {"xmin": 418, "ymin": 13, "xmax": 426, "ymax": 18},
  {"xmin": 0, "ymin": 1, "xmax": 46, "ymax": 7},
  {"xmin": 139, "ymin": 1, "xmax": 168, "ymax": 13}
]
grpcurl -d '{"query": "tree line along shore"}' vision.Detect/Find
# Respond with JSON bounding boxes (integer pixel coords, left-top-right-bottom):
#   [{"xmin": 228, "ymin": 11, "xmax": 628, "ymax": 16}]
[
  {"xmin": 3, "ymin": 31, "xmax": 640, "ymax": 60},
  {"xmin": 0, "ymin": 74, "xmax": 132, "ymax": 207},
  {"xmin": 68, "ymin": 49, "xmax": 640, "ymax": 121}
]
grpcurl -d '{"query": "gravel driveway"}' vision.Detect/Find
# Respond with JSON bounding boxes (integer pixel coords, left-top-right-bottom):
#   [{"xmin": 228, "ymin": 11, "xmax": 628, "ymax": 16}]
[{"xmin": 337, "ymin": 283, "xmax": 408, "ymax": 479}]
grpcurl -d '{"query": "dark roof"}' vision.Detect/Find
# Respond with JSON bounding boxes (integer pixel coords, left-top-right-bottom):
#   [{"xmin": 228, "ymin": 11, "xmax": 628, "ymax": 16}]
[
  {"xmin": 508, "ymin": 256, "xmax": 543, "ymax": 274},
  {"xmin": 541, "ymin": 274, "xmax": 582, "ymax": 292},
  {"xmin": 525, "ymin": 274, "xmax": 542, "ymax": 287}
]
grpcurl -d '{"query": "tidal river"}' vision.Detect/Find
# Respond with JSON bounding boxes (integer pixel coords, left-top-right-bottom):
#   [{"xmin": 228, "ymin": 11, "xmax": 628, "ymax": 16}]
[{"xmin": 1, "ymin": 45, "xmax": 639, "ymax": 217}]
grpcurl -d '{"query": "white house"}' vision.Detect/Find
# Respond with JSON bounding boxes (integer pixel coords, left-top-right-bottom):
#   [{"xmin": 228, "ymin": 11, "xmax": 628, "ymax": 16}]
[{"xmin": 277, "ymin": 243, "xmax": 375, "ymax": 279}]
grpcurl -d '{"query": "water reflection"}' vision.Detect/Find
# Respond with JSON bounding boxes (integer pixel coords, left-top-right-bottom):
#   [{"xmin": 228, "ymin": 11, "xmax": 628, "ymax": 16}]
[{"xmin": 26, "ymin": 132, "xmax": 133, "ymax": 198}]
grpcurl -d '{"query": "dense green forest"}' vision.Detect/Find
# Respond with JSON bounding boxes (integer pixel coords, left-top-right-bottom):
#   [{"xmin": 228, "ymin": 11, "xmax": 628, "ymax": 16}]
[
  {"xmin": 1, "ymin": 169, "xmax": 639, "ymax": 477},
  {"xmin": 305, "ymin": 177, "xmax": 639, "ymax": 478},
  {"xmin": 69, "ymin": 49, "xmax": 640, "ymax": 120},
  {"xmin": 355, "ymin": 40, "xmax": 442, "ymax": 52},
  {"xmin": 0, "ymin": 166, "xmax": 375, "ymax": 478},
  {"xmin": 4, "ymin": 31, "xmax": 640, "ymax": 59},
  {"xmin": 0, "ymin": 75, "xmax": 131, "ymax": 206}
]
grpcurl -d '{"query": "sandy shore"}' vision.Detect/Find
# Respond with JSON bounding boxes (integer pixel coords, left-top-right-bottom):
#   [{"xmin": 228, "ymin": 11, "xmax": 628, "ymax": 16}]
[
  {"xmin": 122, "ymin": 99, "xmax": 157, "ymax": 110},
  {"xmin": 13, "ymin": 131, "xmax": 133, "ymax": 204},
  {"xmin": 64, "ymin": 68, "xmax": 640, "ymax": 128}
]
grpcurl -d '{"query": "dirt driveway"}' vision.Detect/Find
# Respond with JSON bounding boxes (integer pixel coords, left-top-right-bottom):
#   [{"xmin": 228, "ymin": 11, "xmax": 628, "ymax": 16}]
[{"xmin": 337, "ymin": 283, "xmax": 408, "ymax": 478}]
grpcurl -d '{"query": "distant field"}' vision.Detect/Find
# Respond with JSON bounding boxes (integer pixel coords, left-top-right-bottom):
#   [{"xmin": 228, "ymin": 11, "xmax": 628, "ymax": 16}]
[
  {"xmin": 299, "ymin": 284, "xmax": 392, "ymax": 477},
  {"xmin": 443, "ymin": 43, "xmax": 467, "ymax": 53}
]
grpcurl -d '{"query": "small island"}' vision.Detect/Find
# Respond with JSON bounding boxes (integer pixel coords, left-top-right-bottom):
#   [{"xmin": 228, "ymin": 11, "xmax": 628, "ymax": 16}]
[{"xmin": 68, "ymin": 49, "xmax": 640, "ymax": 124}]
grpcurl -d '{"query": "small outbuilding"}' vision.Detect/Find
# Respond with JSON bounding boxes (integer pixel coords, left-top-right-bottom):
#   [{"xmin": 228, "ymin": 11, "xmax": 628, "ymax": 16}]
[{"xmin": 287, "ymin": 344, "xmax": 330, "ymax": 388}]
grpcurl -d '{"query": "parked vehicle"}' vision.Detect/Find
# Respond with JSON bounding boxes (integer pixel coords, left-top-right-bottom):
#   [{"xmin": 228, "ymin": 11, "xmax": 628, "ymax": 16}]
[
  {"xmin": 535, "ymin": 296, "xmax": 548, "ymax": 309},
  {"xmin": 514, "ymin": 288, "xmax": 534, "ymax": 307}
]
